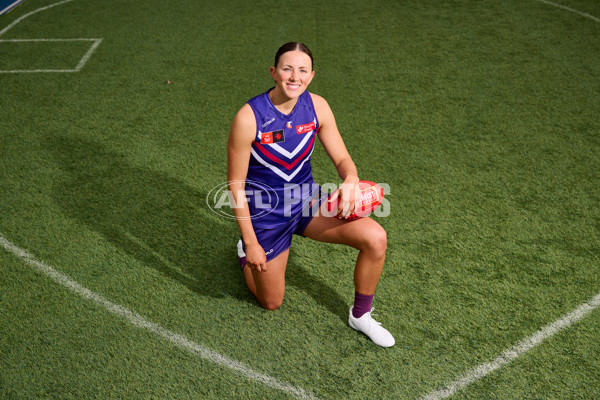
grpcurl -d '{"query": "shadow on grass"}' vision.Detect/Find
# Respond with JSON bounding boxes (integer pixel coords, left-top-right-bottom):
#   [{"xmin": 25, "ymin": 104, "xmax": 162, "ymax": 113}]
[
  {"xmin": 48, "ymin": 135, "xmax": 348, "ymax": 321},
  {"xmin": 287, "ymin": 252, "xmax": 350, "ymax": 323},
  {"xmin": 49, "ymin": 135, "xmax": 249, "ymax": 302}
]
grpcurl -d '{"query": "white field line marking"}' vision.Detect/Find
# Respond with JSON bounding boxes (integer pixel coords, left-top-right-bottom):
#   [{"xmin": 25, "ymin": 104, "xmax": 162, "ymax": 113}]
[
  {"xmin": 423, "ymin": 3, "xmax": 599, "ymax": 397},
  {"xmin": 0, "ymin": 0, "xmax": 74, "ymax": 37},
  {"xmin": 534, "ymin": 0, "xmax": 600, "ymax": 23},
  {"xmin": 0, "ymin": 38, "xmax": 102, "ymax": 73},
  {"xmin": 73, "ymin": 38, "xmax": 102, "ymax": 71},
  {"xmin": 0, "ymin": 0, "xmax": 102, "ymax": 73},
  {"xmin": 422, "ymin": 2, "xmax": 599, "ymax": 397},
  {"xmin": 421, "ymin": 291, "xmax": 600, "ymax": 400},
  {"xmin": 0, "ymin": 0, "xmax": 25, "ymax": 16},
  {"xmin": 0, "ymin": 233, "xmax": 320, "ymax": 400}
]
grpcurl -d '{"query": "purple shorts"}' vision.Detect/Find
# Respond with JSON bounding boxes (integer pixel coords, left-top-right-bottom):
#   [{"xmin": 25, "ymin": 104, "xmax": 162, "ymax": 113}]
[{"xmin": 238, "ymin": 192, "xmax": 328, "ymax": 267}]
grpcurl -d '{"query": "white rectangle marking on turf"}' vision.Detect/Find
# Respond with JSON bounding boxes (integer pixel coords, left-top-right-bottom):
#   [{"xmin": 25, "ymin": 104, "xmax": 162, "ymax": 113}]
[
  {"xmin": 421, "ymin": 291, "xmax": 600, "ymax": 399},
  {"xmin": 0, "ymin": 38, "xmax": 102, "ymax": 73},
  {"xmin": 0, "ymin": 233, "xmax": 320, "ymax": 400}
]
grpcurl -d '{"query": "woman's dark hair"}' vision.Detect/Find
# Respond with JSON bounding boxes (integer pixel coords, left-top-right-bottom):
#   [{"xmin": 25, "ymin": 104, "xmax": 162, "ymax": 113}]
[{"xmin": 274, "ymin": 42, "xmax": 313, "ymax": 70}]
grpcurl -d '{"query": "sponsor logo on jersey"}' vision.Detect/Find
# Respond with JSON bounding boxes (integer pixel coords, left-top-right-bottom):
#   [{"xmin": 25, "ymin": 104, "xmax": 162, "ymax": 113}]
[
  {"xmin": 286, "ymin": 121, "xmax": 292, "ymax": 129},
  {"xmin": 262, "ymin": 117, "xmax": 276, "ymax": 128},
  {"xmin": 261, "ymin": 129, "xmax": 285, "ymax": 144},
  {"xmin": 296, "ymin": 121, "xmax": 316, "ymax": 134}
]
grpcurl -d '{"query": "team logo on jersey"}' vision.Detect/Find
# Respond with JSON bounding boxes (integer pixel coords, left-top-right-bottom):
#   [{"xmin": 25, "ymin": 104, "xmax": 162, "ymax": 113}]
[
  {"xmin": 296, "ymin": 121, "xmax": 316, "ymax": 134},
  {"xmin": 261, "ymin": 129, "xmax": 285, "ymax": 144}
]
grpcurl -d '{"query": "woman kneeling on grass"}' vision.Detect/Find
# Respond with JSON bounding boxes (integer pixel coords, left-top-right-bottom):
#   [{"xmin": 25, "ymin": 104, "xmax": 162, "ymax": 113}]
[{"xmin": 227, "ymin": 42, "xmax": 394, "ymax": 347}]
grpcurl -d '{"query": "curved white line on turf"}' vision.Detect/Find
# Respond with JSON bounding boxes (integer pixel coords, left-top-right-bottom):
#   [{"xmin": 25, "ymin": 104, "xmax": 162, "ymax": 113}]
[
  {"xmin": 0, "ymin": 233, "xmax": 320, "ymax": 400},
  {"xmin": 0, "ymin": 0, "xmax": 75, "ymax": 37},
  {"xmin": 534, "ymin": 0, "xmax": 600, "ymax": 23},
  {"xmin": 422, "ymin": 3, "xmax": 598, "ymax": 398},
  {"xmin": 421, "ymin": 291, "xmax": 600, "ymax": 400}
]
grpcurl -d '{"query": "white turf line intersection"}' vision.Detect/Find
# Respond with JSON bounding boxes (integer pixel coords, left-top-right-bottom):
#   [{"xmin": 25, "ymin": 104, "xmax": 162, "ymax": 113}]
[
  {"xmin": 0, "ymin": 0, "xmax": 102, "ymax": 74},
  {"xmin": 0, "ymin": 234, "xmax": 320, "ymax": 400}
]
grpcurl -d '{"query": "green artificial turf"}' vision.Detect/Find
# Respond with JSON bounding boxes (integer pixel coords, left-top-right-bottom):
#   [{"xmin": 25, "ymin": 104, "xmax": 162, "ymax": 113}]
[{"xmin": 1, "ymin": 0, "xmax": 599, "ymax": 399}]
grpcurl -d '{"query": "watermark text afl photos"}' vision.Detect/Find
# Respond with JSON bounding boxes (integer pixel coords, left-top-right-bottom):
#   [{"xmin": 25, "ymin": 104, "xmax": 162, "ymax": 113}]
[{"xmin": 207, "ymin": 180, "xmax": 390, "ymax": 220}]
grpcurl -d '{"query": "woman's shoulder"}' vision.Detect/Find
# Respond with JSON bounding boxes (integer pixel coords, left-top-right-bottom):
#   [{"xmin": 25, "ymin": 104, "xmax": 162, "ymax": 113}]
[
  {"xmin": 308, "ymin": 92, "xmax": 332, "ymax": 113},
  {"xmin": 234, "ymin": 102, "xmax": 255, "ymax": 120},
  {"xmin": 308, "ymin": 91, "xmax": 328, "ymax": 107},
  {"xmin": 308, "ymin": 92, "xmax": 334, "ymax": 122},
  {"xmin": 231, "ymin": 103, "xmax": 256, "ymax": 134}
]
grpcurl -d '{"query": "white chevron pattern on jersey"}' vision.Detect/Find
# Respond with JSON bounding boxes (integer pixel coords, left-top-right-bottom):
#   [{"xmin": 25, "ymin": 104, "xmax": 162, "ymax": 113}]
[
  {"xmin": 250, "ymin": 145, "xmax": 315, "ymax": 182},
  {"xmin": 253, "ymin": 118, "xmax": 317, "ymax": 182}
]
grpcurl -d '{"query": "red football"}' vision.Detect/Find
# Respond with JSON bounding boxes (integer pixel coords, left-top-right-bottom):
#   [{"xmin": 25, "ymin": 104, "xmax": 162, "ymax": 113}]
[{"xmin": 327, "ymin": 180, "xmax": 384, "ymax": 220}]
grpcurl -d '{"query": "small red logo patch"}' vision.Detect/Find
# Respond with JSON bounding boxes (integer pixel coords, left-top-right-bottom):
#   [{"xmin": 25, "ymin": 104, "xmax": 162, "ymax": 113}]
[
  {"xmin": 296, "ymin": 121, "xmax": 316, "ymax": 134},
  {"xmin": 261, "ymin": 132, "xmax": 273, "ymax": 144},
  {"xmin": 261, "ymin": 130, "xmax": 285, "ymax": 144}
]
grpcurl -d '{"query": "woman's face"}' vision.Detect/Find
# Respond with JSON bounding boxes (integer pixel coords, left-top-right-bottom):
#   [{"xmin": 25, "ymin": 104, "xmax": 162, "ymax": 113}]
[{"xmin": 270, "ymin": 50, "xmax": 315, "ymax": 100}]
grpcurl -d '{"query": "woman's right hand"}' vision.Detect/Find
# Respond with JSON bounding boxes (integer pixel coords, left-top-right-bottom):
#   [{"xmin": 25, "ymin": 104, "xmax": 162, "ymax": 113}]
[{"xmin": 244, "ymin": 242, "xmax": 268, "ymax": 272}]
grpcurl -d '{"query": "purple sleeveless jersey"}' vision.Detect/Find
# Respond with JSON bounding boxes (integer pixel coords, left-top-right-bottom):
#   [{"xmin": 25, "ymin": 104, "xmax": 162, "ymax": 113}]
[{"xmin": 245, "ymin": 89, "xmax": 320, "ymax": 228}]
